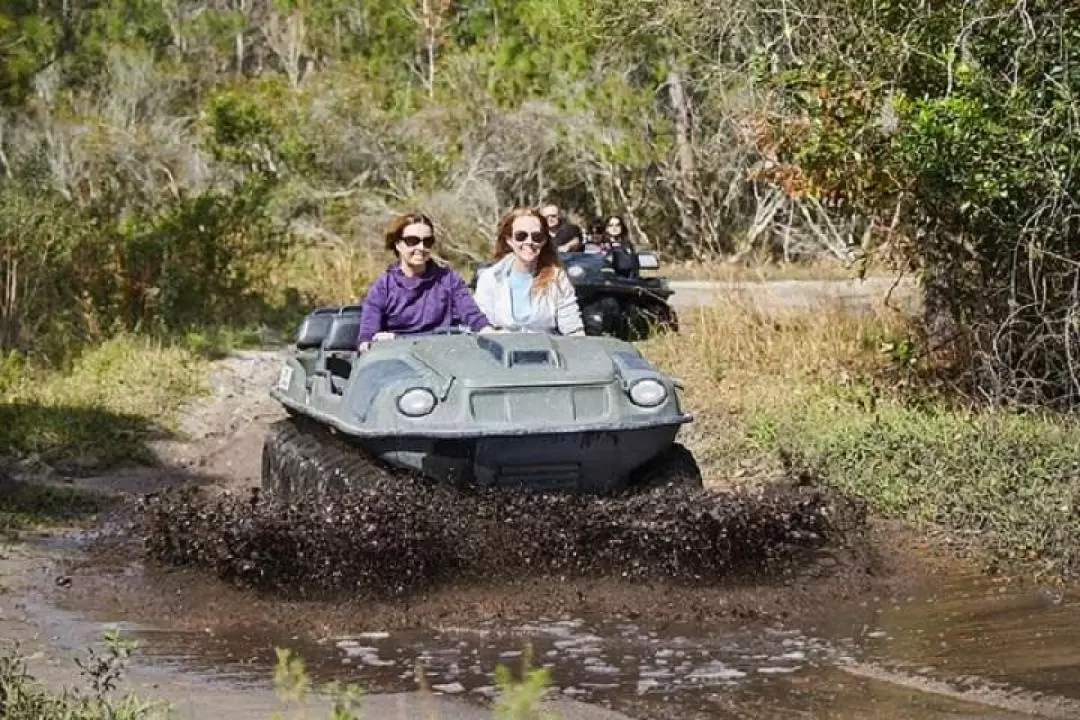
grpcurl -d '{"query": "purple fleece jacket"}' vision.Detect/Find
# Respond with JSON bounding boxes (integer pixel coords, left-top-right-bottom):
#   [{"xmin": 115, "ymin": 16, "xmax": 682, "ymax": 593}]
[{"xmin": 357, "ymin": 262, "xmax": 490, "ymax": 342}]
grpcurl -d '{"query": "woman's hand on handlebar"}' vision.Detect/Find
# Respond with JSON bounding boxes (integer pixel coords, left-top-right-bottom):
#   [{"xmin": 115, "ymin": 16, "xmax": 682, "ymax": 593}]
[{"xmin": 358, "ymin": 331, "xmax": 396, "ymax": 353}]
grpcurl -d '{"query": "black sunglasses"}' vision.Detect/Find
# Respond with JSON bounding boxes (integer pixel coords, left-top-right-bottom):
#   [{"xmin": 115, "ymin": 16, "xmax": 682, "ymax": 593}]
[
  {"xmin": 400, "ymin": 234, "xmax": 435, "ymax": 248},
  {"xmin": 512, "ymin": 230, "xmax": 547, "ymax": 244}
]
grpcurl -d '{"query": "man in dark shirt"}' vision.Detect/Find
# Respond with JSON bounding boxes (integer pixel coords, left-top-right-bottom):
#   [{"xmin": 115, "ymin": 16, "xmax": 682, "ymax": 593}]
[{"xmin": 540, "ymin": 204, "xmax": 583, "ymax": 252}]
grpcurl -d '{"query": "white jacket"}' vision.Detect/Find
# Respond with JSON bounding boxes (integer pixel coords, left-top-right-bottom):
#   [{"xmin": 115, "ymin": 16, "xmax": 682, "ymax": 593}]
[{"xmin": 474, "ymin": 256, "xmax": 584, "ymax": 335}]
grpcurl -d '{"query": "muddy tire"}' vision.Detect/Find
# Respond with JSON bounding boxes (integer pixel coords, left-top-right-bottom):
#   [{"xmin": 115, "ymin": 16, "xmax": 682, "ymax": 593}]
[
  {"xmin": 628, "ymin": 443, "xmax": 704, "ymax": 493},
  {"xmin": 624, "ymin": 301, "xmax": 678, "ymax": 342},
  {"xmin": 260, "ymin": 417, "xmax": 400, "ymax": 501}
]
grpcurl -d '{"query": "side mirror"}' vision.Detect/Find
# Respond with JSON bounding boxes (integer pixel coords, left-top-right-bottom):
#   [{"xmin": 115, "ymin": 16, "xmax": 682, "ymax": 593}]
[{"xmin": 637, "ymin": 251, "xmax": 660, "ymax": 270}]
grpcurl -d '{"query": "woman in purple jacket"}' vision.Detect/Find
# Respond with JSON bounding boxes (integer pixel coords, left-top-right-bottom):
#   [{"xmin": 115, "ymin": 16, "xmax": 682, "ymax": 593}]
[{"xmin": 357, "ymin": 212, "xmax": 492, "ymax": 352}]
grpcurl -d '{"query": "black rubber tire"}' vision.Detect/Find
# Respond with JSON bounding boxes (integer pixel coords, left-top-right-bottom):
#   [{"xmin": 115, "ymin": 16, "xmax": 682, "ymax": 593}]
[
  {"xmin": 628, "ymin": 443, "xmax": 704, "ymax": 493},
  {"xmin": 259, "ymin": 417, "xmax": 404, "ymax": 501},
  {"xmin": 580, "ymin": 296, "xmax": 623, "ymax": 337}
]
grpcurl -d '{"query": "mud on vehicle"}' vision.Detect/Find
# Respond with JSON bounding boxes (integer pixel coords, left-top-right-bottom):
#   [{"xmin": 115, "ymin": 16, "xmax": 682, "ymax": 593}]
[{"xmin": 262, "ymin": 305, "xmax": 701, "ymax": 500}]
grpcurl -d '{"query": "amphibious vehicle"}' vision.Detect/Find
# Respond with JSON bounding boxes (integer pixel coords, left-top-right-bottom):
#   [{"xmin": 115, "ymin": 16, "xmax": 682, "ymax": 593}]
[{"xmin": 261, "ymin": 305, "xmax": 701, "ymax": 499}]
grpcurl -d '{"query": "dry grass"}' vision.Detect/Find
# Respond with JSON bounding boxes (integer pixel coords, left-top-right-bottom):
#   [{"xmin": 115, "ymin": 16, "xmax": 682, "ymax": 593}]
[
  {"xmin": 645, "ymin": 298, "xmax": 1080, "ymax": 577},
  {"xmin": 255, "ymin": 241, "xmax": 384, "ymax": 309},
  {"xmin": 643, "ymin": 295, "xmax": 911, "ymax": 481}
]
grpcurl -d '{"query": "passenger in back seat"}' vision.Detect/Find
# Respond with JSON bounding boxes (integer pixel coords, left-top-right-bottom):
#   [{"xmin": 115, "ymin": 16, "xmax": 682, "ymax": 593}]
[{"xmin": 357, "ymin": 212, "xmax": 493, "ymax": 352}]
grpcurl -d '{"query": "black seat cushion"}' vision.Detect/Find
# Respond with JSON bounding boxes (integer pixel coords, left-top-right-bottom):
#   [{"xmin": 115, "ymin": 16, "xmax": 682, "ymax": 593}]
[
  {"xmin": 609, "ymin": 248, "xmax": 640, "ymax": 278},
  {"xmin": 323, "ymin": 312, "xmax": 362, "ymax": 351},
  {"xmin": 295, "ymin": 308, "xmax": 339, "ymax": 349}
]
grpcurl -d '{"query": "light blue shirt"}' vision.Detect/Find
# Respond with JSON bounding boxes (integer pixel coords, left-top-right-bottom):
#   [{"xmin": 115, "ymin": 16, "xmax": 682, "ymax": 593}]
[{"xmin": 508, "ymin": 269, "xmax": 534, "ymax": 323}]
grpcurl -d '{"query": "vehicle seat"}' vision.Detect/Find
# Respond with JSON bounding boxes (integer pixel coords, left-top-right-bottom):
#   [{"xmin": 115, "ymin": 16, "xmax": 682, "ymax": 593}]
[
  {"xmin": 295, "ymin": 307, "xmax": 340, "ymax": 349},
  {"xmin": 609, "ymin": 247, "xmax": 640, "ymax": 278},
  {"xmin": 317, "ymin": 306, "xmax": 363, "ymax": 395},
  {"xmin": 323, "ymin": 306, "xmax": 363, "ymax": 352}
]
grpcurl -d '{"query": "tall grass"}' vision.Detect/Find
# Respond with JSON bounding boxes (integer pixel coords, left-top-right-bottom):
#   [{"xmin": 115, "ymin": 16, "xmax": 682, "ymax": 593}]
[
  {"xmin": 646, "ymin": 297, "xmax": 1080, "ymax": 576},
  {"xmin": 0, "ymin": 335, "xmax": 208, "ymax": 468}
]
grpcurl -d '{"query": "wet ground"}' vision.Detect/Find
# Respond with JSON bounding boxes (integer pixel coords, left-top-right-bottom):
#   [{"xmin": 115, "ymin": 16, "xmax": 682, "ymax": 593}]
[{"xmin": 16, "ymin": 525, "xmax": 1080, "ymax": 720}]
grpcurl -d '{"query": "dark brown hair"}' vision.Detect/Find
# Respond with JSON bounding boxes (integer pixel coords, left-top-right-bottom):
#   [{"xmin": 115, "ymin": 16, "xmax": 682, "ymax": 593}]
[
  {"xmin": 383, "ymin": 212, "xmax": 435, "ymax": 255},
  {"xmin": 492, "ymin": 207, "xmax": 562, "ymax": 297}
]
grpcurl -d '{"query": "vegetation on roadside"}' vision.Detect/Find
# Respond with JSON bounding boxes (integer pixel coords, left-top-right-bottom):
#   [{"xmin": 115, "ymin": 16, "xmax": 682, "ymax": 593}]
[
  {"xmin": 646, "ymin": 300, "xmax": 1080, "ymax": 577},
  {"xmin": 0, "ymin": 336, "xmax": 208, "ymax": 470},
  {"xmin": 0, "ymin": 334, "xmax": 215, "ymax": 533},
  {"xmin": 0, "ymin": 631, "xmax": 167, "ymax": 719}
]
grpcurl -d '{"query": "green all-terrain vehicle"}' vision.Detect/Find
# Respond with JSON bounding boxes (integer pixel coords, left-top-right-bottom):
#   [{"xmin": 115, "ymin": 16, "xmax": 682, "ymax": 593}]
[{"xmin": 261, "ymin": 304, "xmax": 701, "ymax": 499}]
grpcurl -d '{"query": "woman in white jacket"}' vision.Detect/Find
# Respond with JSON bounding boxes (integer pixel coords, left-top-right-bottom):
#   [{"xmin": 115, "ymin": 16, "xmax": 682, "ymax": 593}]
[{"xmin": 474, "ymin": 207, "xmax": 585, "ymax": 335}]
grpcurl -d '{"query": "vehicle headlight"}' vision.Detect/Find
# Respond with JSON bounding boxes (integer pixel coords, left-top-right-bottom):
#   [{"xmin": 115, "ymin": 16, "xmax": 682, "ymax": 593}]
[
  {"xmin": 396, "ymin": 387, "xmax": 437, "ymax": 416},
  {"xmin": 567, "ymin": 265, "xmax": 586, "ymax": 280},
  {"xmin": 628, "ymin": 378, "xmax": 668, "ymax": 407}
]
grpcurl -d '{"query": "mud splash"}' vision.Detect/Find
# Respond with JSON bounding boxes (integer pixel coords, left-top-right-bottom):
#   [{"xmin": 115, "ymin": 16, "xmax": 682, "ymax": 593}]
[{"xmin": 133, "ymin": 472, "xmax": 865, "ymax": 600}]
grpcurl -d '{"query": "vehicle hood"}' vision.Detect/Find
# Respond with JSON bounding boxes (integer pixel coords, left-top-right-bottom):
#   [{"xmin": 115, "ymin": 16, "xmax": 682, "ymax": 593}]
[{"xmin": 406, "ymin": 333, "xmax": 630, "ymax": 389}]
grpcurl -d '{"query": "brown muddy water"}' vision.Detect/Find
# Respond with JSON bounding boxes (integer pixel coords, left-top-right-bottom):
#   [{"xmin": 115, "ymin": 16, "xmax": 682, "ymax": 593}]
[{"xmin": 30, "ymin": 519, "xmax": 1080, "ymax": 720}]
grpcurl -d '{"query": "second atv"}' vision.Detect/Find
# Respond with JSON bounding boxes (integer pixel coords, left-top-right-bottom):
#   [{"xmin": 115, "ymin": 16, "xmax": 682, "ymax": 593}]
[{"xmin": 561, "ymin": 248, "xmax": 678, "ymax": 341}]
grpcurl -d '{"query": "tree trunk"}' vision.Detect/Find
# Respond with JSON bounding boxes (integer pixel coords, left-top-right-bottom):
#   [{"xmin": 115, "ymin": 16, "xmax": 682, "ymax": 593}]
[
  {"xmin": 922, "ymin": 255, "xmax": 962, "ymax": 357},
  {"xmin": 666, "ymin": 64, "xmax": 698, "ymax": 258},
  {"xmin": 234, "ymin": 0, "xmax": 248, "ymax": 75},
  {"xmin": 424, "ymin": 0, "xmax": 435, "ymax": 96}
]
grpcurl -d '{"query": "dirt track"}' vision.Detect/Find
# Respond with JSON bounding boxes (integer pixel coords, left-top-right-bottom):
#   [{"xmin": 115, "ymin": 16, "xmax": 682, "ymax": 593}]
[
  {"xmin": 0, "ymin": 279, "xmax": 883, "ymax": 719},
  {"xmin": 666, "ymin": 275, "xmax": 920, "ymax": 313}
]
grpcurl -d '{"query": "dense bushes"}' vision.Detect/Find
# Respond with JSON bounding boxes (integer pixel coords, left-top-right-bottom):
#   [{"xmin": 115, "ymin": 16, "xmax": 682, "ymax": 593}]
[
  {"xmin": 2, "ymin": 1, "xmax": 1078, "ymax": 407},
  {"xmin": 758, "ymin": 0, "xmax": 1080, "ymax": 407}
]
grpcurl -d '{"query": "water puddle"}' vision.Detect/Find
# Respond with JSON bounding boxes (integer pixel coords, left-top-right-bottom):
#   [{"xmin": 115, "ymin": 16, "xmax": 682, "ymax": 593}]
[
  {"xmin": 319, "ymin": 618, "xmax": 839, "ymax": 701},
  {"xmin": 842, "ymin": 570, "xmax": 1080, "ymax": 718},
  {"xmin": 22, "ymin": 532, "xmax": 1080, "ymax": 719}
]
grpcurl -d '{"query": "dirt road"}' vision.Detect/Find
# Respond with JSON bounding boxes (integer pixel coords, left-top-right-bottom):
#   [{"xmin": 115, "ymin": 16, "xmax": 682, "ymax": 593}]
[
  {"xmin": 0, "ymin": 278, "xmax": 878, "ymax": 720},
  {"xmin": 10, "ymin": 276, "xmax": 1076, "ymax": 720},
  {"xmin": 666, "ymin": 275, "xmax": 919, "ymax": 313}
]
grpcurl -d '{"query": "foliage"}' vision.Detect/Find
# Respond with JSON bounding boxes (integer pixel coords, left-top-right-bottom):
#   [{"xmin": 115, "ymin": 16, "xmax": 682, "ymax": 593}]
[
  {"xmin": 758, "ymin": 0, "xmax": 1080, "ymax": 408},
  {"xmin": 0, "ymin": 335, "xmax": 207, "ymax": 468},
  {"xmin": 773, "ymin": 397, "xmax": 1080, "ymax": 575},
  {"xmin": 1, "ymin": 0, "xmax": 1078, "ymax": 408},
  {"xmin": 266, "ymin": 645, "xmax": 555, "ymax": 720},
  {"xmin": 493, "ymin": 645, "xmax": 556, "ymax": 720},
  {"xmin": 271, "ymin": 647, "xmax": 366, "ymax": 720},
  {"xmin": 0, "ymin": 631, "xmax": 168, "ymax": 720}
]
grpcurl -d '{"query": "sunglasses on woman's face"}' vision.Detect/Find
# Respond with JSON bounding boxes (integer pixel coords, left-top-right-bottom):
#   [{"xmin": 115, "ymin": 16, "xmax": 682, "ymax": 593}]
[
  {"xmin": 400, "ymin": 234, "xmax": 435, "ymax": 248},
  {"xmin": 512, "ymin": 230, "xmax": 546, "ymax": 245}
]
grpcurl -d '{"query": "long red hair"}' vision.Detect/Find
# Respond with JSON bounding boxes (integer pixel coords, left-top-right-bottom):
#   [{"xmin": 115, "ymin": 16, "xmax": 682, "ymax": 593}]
[{"xmin": 492, "ymin": 207, "xmax": 562, "ymax": 297}]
